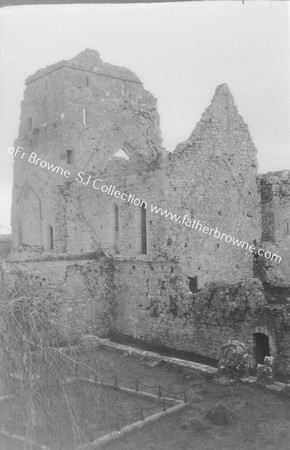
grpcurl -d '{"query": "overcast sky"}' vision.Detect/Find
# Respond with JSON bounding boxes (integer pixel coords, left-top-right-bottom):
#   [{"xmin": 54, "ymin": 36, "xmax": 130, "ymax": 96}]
[{"xmin": 0, "ymin": 1, "xmax": 289, "ymax": 233}]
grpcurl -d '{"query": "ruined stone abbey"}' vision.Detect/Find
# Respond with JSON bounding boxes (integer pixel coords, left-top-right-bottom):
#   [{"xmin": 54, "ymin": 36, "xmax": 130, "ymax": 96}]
[{"xmin": 4, "ymin": 49, "xmax": 290, "ymax": 379}]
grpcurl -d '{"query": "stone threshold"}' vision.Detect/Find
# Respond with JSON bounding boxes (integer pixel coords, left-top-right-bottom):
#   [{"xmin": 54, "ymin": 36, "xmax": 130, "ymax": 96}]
[{"xmin": 240, "ymin": 376, "xmax": 289, "ymax": 393}]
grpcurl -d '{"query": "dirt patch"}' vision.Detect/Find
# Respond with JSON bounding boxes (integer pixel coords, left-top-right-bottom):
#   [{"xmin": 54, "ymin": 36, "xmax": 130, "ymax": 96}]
[{"xmin": 205, "ymin": 403, "xmax": 236, "ymax": 426}]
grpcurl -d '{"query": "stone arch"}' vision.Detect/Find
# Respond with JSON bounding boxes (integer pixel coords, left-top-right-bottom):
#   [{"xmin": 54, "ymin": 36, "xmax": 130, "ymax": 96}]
[
  {"xmin": 252, "ymin": 325, "xmax": 276, "ymax": 367},
  {"xmin": 17, "ymin": 184, "xmax": 42, "ymax": 247}
]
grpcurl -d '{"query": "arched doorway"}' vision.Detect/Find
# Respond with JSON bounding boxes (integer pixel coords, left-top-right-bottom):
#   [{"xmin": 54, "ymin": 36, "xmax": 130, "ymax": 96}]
[{"xmin": 253, "ymin": 333, "xmax": 270, "ymax": 365}]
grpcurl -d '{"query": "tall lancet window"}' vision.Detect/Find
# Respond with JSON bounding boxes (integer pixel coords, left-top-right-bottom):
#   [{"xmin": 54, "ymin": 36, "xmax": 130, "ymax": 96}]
[
  {"xmin": 114, "ymin": 204, "xmax": 120, "ymax": 254},
  {"xmin": 141, "ymin": 203, "xmax": 147, "ymax": 255},
  {"xmin": 49, "ymin": 225, "xmax": 54, "ymax": 250}
]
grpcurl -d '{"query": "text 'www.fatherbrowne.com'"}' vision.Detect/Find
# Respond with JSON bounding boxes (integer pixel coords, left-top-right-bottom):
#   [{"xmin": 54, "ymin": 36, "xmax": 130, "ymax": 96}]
[
  {"xmin": 8, "ymin": 147, "xmax": 281, "ymax": 264},
  {"xmin": 149, "ymin": 204, "xmax": 281, "ymax": 263}
]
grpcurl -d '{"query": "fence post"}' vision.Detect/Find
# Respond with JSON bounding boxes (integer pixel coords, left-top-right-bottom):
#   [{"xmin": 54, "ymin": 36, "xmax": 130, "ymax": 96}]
[
  {"xmin": 158, "ymin": 384, "xmax": 162, "ymax": 398},
  {"xmin": 162, "ymin": 397, "xmax": 166, "ymax": 411}
]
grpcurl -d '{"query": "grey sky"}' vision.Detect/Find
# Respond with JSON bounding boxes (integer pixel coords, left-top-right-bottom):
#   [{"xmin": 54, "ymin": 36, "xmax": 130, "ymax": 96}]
[{"xmin": 0, "ymin": 2, "xmax": 289, "ymax": 233}]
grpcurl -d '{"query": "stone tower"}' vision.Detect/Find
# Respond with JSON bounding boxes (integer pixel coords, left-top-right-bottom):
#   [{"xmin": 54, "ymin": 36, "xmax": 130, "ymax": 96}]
[{"xmin": 11, "ymin": 49, "xmax": 162, "ymax": 255}]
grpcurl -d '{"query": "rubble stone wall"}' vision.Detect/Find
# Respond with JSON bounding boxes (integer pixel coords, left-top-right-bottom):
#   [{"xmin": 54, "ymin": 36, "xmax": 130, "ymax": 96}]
[
  {"xmin": 7, "ymin": 50, "xmax": 290, "ymax": 380},
  {"xmin": 2, "ymin": 257, "xmax": 114, "ymax": 335},
  {"xmin": 257, "ymin": 171, "xmax": 290, "ymax": 286}
]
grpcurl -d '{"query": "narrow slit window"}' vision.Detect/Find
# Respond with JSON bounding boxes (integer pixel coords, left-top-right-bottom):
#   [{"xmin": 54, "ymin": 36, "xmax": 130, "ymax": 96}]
[
  {"xmin": 141, "ymin": 203, "xmax": 147, "ymax": 255},
  {"xmin": 114, "ymin": 204, "xmax": 120, "ymax": 254},
  {"xmin": 49, "ymin": 226, "xmax": 54, "ymax": 250},
  {"xmin": 66, "ymin": 150, "xmax": 73, "ymax": 164},
  {"xmin": 188, "ymin": 276, "xmax": 198, "ymax": 293},
  {"xmin": 115, "ymin": 204, "xmax": 119, "ymax": 233}
]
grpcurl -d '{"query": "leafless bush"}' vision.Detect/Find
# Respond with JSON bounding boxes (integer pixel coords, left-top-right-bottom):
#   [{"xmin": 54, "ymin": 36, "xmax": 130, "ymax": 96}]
[{"xmin": 0, "ymin": 266, "xmax": 100, "ymax": 449}]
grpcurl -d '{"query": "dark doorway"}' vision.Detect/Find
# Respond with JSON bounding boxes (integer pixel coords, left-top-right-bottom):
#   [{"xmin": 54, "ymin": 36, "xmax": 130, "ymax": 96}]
[
  {"xmin": 188, "ymin": 276, "xmax": 198, "ymax": 294},
  {"xmin": 253, "ymin": 333, "xmax": 270, "ymax": 365}
]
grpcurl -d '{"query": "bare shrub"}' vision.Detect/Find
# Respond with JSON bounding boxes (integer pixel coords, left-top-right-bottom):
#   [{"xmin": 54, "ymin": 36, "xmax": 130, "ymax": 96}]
[
  {"xmin": 205, "ymin": 403, "xmax": 236, "ymax": 426},
  {"xmin": 0, "ymin": 266, "xmax": 100, "ymax": 449}
]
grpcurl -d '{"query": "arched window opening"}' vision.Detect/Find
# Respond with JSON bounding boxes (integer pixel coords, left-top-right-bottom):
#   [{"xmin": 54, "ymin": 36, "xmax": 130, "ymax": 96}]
[
  {"xmin": 253, "ymin": 333, "xmax": 270, "ymax": 365},
  {"xmin": 114, "ymin": 204, "xmax": 119, "ymax": 254},
  {"xmin": 141, "ymin": 203, "xmax": 147, "ymax": 255},
  {"xmin": 49, "ymin": 226, "xmax": 54, "ymax": 250}
]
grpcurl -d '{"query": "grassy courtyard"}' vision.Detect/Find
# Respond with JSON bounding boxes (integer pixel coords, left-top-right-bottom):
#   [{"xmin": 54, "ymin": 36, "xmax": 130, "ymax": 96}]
[
  {"xmin": 1, "ymin": 343, "xmax": 290, "ymax": 450},
  {"xmin": 83, "ymin": 344, "xmax": 290, "ymax": 450}
]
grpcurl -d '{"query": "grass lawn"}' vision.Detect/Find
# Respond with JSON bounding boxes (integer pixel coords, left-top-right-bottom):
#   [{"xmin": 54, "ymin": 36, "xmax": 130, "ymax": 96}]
[
  {"xmin": 1, "ymin": 343, "xmax": 290, "ymax": 450},
  {"xmin": 80, "ymin": 344, "xmax": 290, "ymax": 450},
  {"xmin": 0, "ymin": 379, "xmax": 165, "ymax": 449}
]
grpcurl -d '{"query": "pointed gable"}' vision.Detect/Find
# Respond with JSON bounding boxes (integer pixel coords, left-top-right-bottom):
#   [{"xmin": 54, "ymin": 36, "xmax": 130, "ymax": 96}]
[{"xmin": 174, "ymin": 84, "xmax": 257, "ymax": 171}]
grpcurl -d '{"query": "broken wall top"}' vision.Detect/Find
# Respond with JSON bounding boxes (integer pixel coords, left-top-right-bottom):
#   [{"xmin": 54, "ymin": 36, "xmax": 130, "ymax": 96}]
[{"xmin": 25, "ymin": 49, "xmax": 142, "ymax": 86}]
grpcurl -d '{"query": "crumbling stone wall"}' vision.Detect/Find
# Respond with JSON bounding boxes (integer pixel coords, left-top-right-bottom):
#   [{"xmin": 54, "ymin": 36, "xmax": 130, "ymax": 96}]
[
  {"xmin": 256, "ymin": 171, "xmax": 290, "ymax": 288},
  {"xmin": 164, "ymin": 84, "xmax": 262, "ymax": 288},
  {"xmin": 0, "ymin": 235, "xmax": 11, "ymax": 258},
  {"xmin": 8, "ymin": 50, "xmax": 290, "ymax": 379},
  {"xmin": 113, "ymin": 275, "xmax": 289, "ymax": 378},
  {"xmin": 3, "ymin": 257, "xmax": 114, "ymax": 335},
  {"xmin": 11, "ymin": 49, "xmax": 163, "ymax": 256},
  {"xmin": 113, "ymin": 258, "xmax": 187, "ymax": 339}
]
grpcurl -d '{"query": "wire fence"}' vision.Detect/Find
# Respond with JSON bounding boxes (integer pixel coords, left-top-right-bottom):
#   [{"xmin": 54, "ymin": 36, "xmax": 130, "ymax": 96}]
[
  {"xmin": 71, "ymin": 359, "xmax": 190, "ymax": 402},
  {"xmin": 83, "ymin": 370, "xmax": 188, "ymax": 403},
  {"xmin": 0, "ymin": 352, "xmax": 191, "ymax": 449}
]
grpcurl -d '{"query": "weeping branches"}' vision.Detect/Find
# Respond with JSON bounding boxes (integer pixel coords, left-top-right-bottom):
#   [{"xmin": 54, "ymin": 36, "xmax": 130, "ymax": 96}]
[{"xmin": 0, "ymin": 267, "xmax": 98, "ymax": 449}]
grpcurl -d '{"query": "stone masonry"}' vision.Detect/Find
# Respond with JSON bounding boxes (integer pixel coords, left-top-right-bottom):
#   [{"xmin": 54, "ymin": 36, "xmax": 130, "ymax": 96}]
[{"xmin": 4, "ymin": 49, "xmax": 290, "ymax": 380}]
